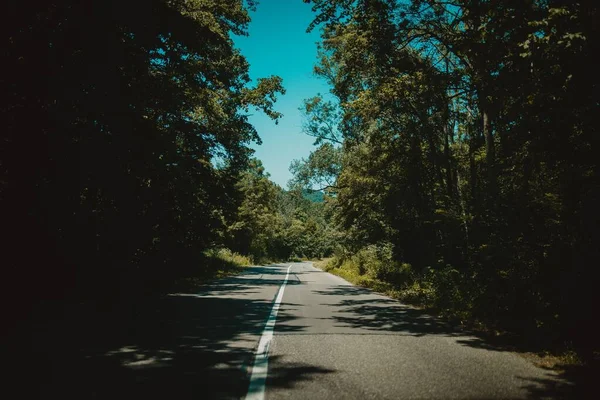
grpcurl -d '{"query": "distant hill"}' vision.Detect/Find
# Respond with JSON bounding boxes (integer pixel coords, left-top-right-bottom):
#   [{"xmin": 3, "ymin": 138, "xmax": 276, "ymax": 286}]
[{"xmin": 302, "ymin": 190, "xmax": 325, "ymax": 203}]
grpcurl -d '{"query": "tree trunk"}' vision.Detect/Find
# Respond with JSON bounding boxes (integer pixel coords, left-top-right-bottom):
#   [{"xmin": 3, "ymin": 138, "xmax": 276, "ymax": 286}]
[
  {"xmin": 468, "ymin": 123, "xmax": 477, "ymax": 203},
  {"xmin": 444, "ymin": 112, "xmax": 454, "ymax": 200},
  {"xmin": 482, "ymin": 109, "xmax": 494, "ymax": 172},
  {"xmin": 481, "ymin": 103, "xmax": 497, "ymax": 197}
]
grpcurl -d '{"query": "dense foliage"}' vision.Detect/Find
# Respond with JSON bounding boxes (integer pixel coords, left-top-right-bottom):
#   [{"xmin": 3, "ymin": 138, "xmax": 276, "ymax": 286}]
[
  {"xmin": 2, "ymin": 0, "xmax": 335, "ymax": 316},
  {"xmin": 299, "ymin": 0, "xmax": 599, "ymax": 353},
  {"xmin": 2, "ymin": 0, "xmax": 291, "ymax": 308},
  {"xmin": 4, "ymin": 0, "xmax": 598, "ymax": 361},
  {"xmin": 227, "ymin": 159, "xmax": 335, "ymax": 262}
]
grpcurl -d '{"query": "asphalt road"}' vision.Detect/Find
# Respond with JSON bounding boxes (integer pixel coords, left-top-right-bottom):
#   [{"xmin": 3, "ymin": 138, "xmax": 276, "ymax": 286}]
[
  {"xmin": 31, "ymin": 262, "xmax": 567, "ymax": 399},
  {"xmin": 260, "ymin": 263, "xmax": 559, "ymax": 399}
]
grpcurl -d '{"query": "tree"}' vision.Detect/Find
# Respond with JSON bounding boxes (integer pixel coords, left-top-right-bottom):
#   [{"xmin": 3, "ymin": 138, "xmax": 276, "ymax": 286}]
[
  {"xmin": 2, "ymin": 0, "xmax": 284, "ymax": 304},
  {"xmin": 228, "ymin": 159, "xmax": 283, "ymax": 260},
  {"xmin": 303, "ymin": 0, "xmax": 600, "ymax": 352},
  {"xmin": 289, "ymin": 142, "xmax": 342, "ymax": 194}
]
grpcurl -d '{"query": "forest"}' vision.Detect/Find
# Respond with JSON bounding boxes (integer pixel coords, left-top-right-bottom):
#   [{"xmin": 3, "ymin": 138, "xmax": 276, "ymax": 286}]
[
  {"xmin": 297, "ymin": 0, "xmax": 599, "ymax": 358},
  {"xmin": 3, "ymin": 0, "xmax": 598, "ymax": 365}
]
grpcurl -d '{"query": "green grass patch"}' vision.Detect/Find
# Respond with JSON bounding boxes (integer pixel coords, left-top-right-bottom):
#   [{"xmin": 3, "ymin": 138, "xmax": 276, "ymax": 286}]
[
  {"xmin": 210, "ymin": 248, "xmax": 253, "ymax": 267},
  {"xmin": 313, "ymin": 257, "xmax": 400, "ymax": 298},
  {"xmin": 168, "ymin": 248, "xmax": 252, "ymax": 293}
]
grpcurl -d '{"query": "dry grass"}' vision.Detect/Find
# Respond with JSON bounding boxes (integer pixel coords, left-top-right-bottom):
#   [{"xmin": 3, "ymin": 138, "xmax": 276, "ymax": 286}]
[{"xmin": 521, "ymin": 350, "xmax": 584, "ymax": 371}]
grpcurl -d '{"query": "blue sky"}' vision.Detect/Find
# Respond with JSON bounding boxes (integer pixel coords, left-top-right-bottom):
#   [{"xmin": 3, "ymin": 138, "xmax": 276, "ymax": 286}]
[{"xmin": 233, "ymin": 0, "xmax": 330, "ymax": 188}]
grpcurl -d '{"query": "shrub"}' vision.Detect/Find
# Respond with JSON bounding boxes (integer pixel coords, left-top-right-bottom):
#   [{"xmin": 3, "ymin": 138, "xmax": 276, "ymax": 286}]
[
  {"xmin": 348, "ymin": 243, "xmax": 414, "ymax": 286},
  {"xmin": 205, "ymin": 248, "xmax": 253, "ymax": 267},
  {"xmin": 426, "ymin": 265, "xmax": 473, "ymax": 314},
  {"xmin": 396, "ymin": 280, "xmax": 436, "ymax": 306},
  {"xmin": 289, "ymin": 255, "xmax": 303, "ymax": 262}
]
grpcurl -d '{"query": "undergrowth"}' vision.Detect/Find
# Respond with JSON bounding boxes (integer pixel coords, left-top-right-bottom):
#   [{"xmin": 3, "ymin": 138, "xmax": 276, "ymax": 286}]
[
  {"xmin": 313, "ymin": 247, "xmax": 588, "ymax": 369},
  {"xmin": 169, "ymin": 248, "xmax": 252, "ymax": 293}
]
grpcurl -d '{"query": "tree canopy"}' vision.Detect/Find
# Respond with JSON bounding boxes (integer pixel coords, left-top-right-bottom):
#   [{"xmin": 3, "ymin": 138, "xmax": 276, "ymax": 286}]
[
  {"xmin": 3, "ymin": 0, "xmax": 598, "ymax": 360},
  {"xmin": 296, "ymin": 0, "xmax": 599, "ymax": 354},
  {"xmin": 2, "ymin": 0, "xmax": 286, "ymax": 303}
]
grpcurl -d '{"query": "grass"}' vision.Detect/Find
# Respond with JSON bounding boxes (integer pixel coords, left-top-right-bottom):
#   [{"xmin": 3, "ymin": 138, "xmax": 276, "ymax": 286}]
[
  {"xmin": 313, "ymin": 257, "xmax": 407, "ymax": 302},
  {"xmin": 169, "ymin": 248, "xmax": 252, "ymax": 293},
  {"xmin": 522, "ymin": 350, "xmax": 584, "ymax": 370}
]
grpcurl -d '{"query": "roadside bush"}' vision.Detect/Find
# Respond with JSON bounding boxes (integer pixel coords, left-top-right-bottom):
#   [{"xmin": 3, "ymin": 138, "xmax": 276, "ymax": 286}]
[
  {"xmin": 321, "ymin": 257, "xmax": 339, "ymax": 272},
  {"xmin": 396, "ymin": 280, "xmax": 436, "ymax": 306},
  {"xmin": 289, "ymin": 254, "xmax": 303, "ymax": 262},
  {"xmin": 426, "ymin": 265, "xmax": 474, "ymax": 316},
  {"xmin": 205, "ymin": 248, "xmax": 253, "ymax": 267},
  {"xmin": 350, "ymin": 243, "xmax": 414, "ymax": 286}
]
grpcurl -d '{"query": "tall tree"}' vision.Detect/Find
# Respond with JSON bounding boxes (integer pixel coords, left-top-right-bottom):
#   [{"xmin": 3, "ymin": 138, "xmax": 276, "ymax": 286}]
[
  {"xmin": 303, "ymin": 0, "xmax": 600, "ymax": 351},
  {"xmin": 2, "ymin": 0, "xmax": 284, "ymax": 306}
]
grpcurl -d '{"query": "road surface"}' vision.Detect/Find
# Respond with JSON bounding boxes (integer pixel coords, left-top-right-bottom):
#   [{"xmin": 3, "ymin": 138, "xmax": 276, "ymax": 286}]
[{"xmin": 41, "ymin": 262, "xmax": 566, "ymax": 399}]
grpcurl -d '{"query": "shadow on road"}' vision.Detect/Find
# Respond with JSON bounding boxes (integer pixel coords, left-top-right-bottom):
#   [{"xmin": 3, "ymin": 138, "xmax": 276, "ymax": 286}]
[
  {"xmin": 312, "ymin": 283, "xmax": 594, "ymax": 399},
  {"xmin": 197, "ymin": 265, "xmax": 306, "ymax": 295},
  {"xmin": 18, "ymin": 265, "xmax": 330, "ymax": 400},
  {"xmin": 313, "ymin": 285, "xmax": 456, "ymax": 336},
  {"xmin": 516, "ymin": 361, "xmax": 599, "ymax": 399},
  {"xmin": 265, "ymin": 355, "xmax": 336, "ymax": 391}
]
